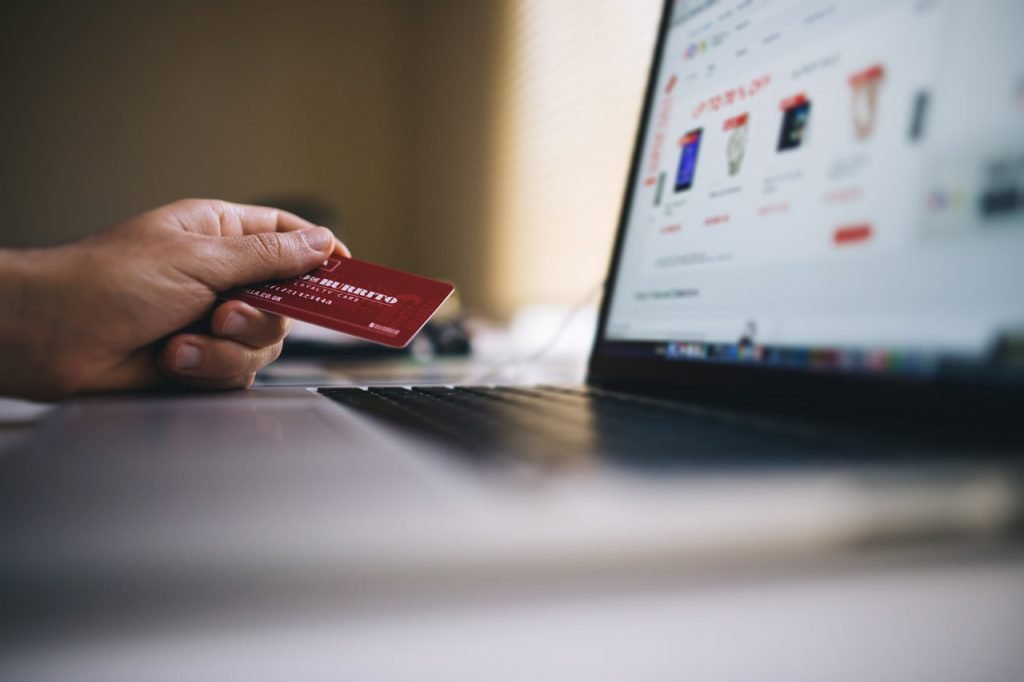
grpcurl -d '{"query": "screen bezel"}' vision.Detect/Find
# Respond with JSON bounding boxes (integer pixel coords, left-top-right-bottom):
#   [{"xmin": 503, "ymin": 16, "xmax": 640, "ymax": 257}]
[{"xmin": 585, "ymin": 0, "xmax": 1022, "ymax": 415}]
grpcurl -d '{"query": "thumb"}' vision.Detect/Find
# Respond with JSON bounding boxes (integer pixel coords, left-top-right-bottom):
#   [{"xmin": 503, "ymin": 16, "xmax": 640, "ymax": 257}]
[{"xmin": 198, "ymin": 227, "xmax": 336, "ymax": 291}]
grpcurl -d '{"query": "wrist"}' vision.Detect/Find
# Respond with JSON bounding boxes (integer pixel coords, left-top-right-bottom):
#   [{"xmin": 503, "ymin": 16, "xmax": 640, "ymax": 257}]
[{"xmin": 0, "ymin": 247, "xmax": 70, "ymax": 400}]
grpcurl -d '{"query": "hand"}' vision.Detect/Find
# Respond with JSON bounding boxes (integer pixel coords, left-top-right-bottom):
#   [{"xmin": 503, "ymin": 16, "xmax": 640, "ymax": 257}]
[{"xmin": 0, "ymin": 199, "xmax": 350, "ymax": 400}]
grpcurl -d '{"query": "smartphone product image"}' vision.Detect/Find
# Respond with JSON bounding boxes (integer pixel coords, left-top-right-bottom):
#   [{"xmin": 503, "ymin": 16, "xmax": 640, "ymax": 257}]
[
  {"xmin": 675, "ymin": 128, "xmax": 703, "ymax": 192},
  {"xmin": 778, "ymin": 94, "xmax": 811, "ymax": 152}
]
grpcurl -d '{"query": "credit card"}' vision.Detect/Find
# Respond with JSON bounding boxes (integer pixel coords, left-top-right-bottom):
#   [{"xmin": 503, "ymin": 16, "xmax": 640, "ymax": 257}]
[{"xmin": 222, "ymin": 256, "xmax": 455, "ymax": 348}]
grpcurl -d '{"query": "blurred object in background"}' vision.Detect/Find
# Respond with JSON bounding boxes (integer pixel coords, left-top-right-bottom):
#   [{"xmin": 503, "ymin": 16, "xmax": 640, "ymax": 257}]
[{"xmin": 275, "ymin": 305, "xmax": 471, "ymax": 366}]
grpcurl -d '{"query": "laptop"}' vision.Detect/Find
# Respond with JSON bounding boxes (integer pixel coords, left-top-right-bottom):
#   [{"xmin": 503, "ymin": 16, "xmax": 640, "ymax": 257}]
[
  {"xmin": 3, "ymin": 0, "xmax": 1024, "ymax": 624},
  {"xmin": 318, "ymin": 0, "xmax": 1024, "ymax": 459}
]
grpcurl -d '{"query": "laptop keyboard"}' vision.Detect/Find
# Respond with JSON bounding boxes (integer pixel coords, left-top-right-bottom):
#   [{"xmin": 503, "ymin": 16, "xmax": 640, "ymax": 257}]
[{"xmin": 318, "ymin": 385, "xmax": 834, "ymax": 469}]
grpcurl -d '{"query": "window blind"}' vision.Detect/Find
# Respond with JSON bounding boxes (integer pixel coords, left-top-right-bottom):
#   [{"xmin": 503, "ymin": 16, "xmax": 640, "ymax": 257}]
[{"xmin": 489, "ymin": 0, "xmax": 662, "ymax": 315}]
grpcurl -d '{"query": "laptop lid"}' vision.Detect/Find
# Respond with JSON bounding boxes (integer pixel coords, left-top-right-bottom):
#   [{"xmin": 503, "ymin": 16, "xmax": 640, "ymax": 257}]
[{"xmin": 587, "ymin": 0, "xmax": 1024, "ymax": 411}]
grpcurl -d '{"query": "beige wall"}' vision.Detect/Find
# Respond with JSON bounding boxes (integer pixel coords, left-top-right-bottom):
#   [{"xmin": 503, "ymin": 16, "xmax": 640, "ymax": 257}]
[
  {"xmin": 0, "ymin": 1, "xmax": 412, "ymax": 267},
  {"xmin": 398, "ymin": 1, "xmax": 501, "ymax": 312}
]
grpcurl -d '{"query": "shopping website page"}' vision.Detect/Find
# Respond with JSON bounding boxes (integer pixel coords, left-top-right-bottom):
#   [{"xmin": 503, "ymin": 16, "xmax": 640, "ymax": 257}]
[{"xmin": 604, "ymin": 0, "xmax": 1024, "ymax": 376}]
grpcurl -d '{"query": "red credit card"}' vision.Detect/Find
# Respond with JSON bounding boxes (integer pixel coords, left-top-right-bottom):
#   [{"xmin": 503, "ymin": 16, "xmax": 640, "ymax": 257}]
[{"xmin": 222, "ymin": 256, "xmax": 455, "ymax": 348}]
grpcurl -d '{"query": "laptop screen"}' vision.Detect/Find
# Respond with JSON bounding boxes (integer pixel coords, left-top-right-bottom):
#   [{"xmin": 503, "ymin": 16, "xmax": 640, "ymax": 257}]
[{"xmin": 599, "ymin": 0, "xmax": 1024, "ymax": 384}]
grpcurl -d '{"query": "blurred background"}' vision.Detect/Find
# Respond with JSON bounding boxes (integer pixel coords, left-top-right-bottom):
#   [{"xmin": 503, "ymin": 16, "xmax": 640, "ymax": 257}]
[{"xmin": 0, "ymin": 0, "xmax": 660, "ymax": 321}]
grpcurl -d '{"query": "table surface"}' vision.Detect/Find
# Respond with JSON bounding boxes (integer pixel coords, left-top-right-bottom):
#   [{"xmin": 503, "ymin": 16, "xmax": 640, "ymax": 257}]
[
  {"xmin": 3, "ymin": 372, "xmax": 1023, "ymax": 681},
  {"xmin": 1, "ymin": 546, "xmax": 1022, "ymax": 681}
]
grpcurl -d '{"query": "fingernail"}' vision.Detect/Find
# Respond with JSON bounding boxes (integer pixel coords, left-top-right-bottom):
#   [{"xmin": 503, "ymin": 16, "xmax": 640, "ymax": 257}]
[
  {"xmin": 175, "ymin": 344, "xmax": 201, "ymax": 370},
  {"xmin": 222, "ymin": 311, "xmax": 247, "ymax": 337},
  {"xmin": 301, "ymin": 227, "xmax": 333, "ymax": 252}
]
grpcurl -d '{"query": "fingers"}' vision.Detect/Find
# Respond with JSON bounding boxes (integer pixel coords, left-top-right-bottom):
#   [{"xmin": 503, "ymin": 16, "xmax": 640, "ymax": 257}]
[
  {"xmin": 196, "ymin": 227, "xmax": 336, "ymax": 292},
  {"xmin": 217, "ymin": 202, "xmax": 319, "ymax": 236},
  {"xmin": 222, "ymin": 203, "xmax": 352, "ymax": 256},
  {"xmin": 170, "ymin": 199, "xmax": 352, "ymax": 257},
  {"xmin": 211, "ymin": 301, "xmax": 291, "ymax": 349},
  {"xmin": 159, "ymin": 334, "xmax": 284, "ymax": 390}
]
